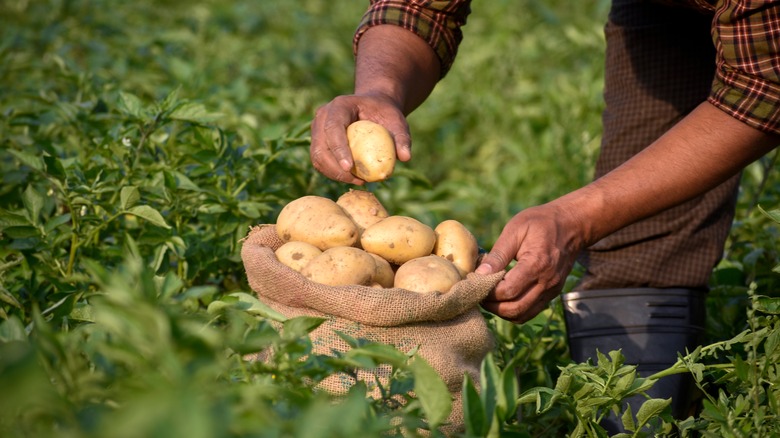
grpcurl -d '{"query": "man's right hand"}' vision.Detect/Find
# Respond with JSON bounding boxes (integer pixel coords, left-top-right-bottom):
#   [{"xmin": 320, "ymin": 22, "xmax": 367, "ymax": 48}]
[{"xmin": 310, "ymin": 93, "xmax": 412, "ymax": 185}]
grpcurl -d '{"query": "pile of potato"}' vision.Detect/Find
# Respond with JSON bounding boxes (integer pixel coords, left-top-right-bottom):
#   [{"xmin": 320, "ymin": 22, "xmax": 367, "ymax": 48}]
[{"xmin": 274, "ymin": 189, "xmax": 479, "ymax": 294}]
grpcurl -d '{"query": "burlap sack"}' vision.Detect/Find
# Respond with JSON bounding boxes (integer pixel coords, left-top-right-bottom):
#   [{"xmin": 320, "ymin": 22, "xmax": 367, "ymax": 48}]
[{"xmin": 241, "ymin": 224, "xmax": 504, "ymax": 432}]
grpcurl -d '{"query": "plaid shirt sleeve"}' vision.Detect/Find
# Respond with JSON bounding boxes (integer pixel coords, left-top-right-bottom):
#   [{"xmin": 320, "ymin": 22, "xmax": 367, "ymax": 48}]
[
  {"xmin": 353, "ymin": 0, "xmax": 472, "ymax": 78},
  {"xmin": 709, "ymin": 1, "xmax": 780, "ymax": 135}
]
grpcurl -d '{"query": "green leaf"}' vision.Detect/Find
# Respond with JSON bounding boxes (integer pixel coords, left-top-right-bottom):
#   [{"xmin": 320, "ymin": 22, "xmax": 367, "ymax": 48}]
[
  {"xmin": 118, "ymin": 91, "xmax": 147, "ymax": 119},
  {"xmin": 356, "ymin": 343, "xmax": 412, "ymax": 367},
  {"xmin": 0, "ymin": 316, "xmax": 26, "ymax": 342},
  {"xmin": 621, "ymin": 404, "xmax": 636, "ymax": 432},
  {"xmin": 168, "ymin": 101, "xmax": 220, "ymax": 124},
  {"xmin": 0, "ymin": 210, "xmax": 31, "ymax": 229},
  {"xmin": 733, "ymin": 355, "xmax": 750, "ymax": 382},
  {"xmin": 120, "ymin": 186, "xmax": 140, "ymax": 210},
  {"xmin": 765, "ymin": 326, "xmax": 780, "ymax": 355},
  {"xmin": 463, "ymin": 374, "xmax": 487, "ymax": 436},
  {"xmin": 158, "ymin": 86, "xmax": 181, "ymax": 113},
  {"xmin": 578, "ymin": 396, "xmax": 614, "ymax": 408},
  {"xmin": 755, "ymin": 295, "xmax": 780, "ymax": 315},
  {"xmin": 0, "ymin": 288, "xmax": 22, "ymax": 309},
  {"xmin": 156, "ymin": 272, "xmax": 184, "ymax": 300},
  {"xmin": 334, "ymin": 330, "xmax": 360, "ymax": 349},
  {"xmin": 22, "ymin": 185, "xmax": 44, "ymax": 226},
  {"xmin": 8, "ymin": 150, "xmax": 44, "ymax": 172},
  {"xmin": 614, "ymin": 369, "xmax": 636, "ymax": 395},
  {"xmin": 68, "ymin": 303, "xmax": 95, "ymax": 323},
  {"xmin": 198, "ymin": 204, "xmax": 229, "ymax": 214},
  {"xmin": 635, "ymin": 398, "xmax": 671, "ymax": 426},
  {"xmin": 554, "ymin": 373, "xmax": 572, "ymax": 394},
  {"xmin": 574, "ymin": 382, "xmax": 596, "ymax": 400},
  {"xmin": 517, "ymin": 387, "xmax": 559, "ymax": 414},
  {"xmin": 172, "ymin": 171, "xmax": 202, "ymax": 192},
  {"xmin": 627, "ymin": 376, "xmax": 657, "ymax": 395},
  {"xmin": 608, "ymin": 349, "xmax": 625, "ymax": 370},
  {"xmin": 516, "ymin": 387, "xmax": 541, "ymax": 405},
  {"xmin": 179, "ymin": 285, "xmax": 218, "ymax": 301},
  {"xmin": 498, "ymin": 358, "xmax": 519, "ymax": 421},
  {"xmin": 212, "ymin": 292, "xmax": 287, "ymax": 322},
  {"xmin": 570, "ymin": 419, "xmax": 585, "ymax": 438},
  {"xmin": 282, "ymin": 316, "xmax": 325, "ymax": 340},
  {"xmin": 758, "ymin": 204, "xmax": 780, "ymax": 224},
  {"xmin": 238, "ymin": 201, "xmax": 269, "ymax": 219},
  {"xmin": 43, "ymin": 213, "xmax": 71, "ymax": 234},
  {"xmin": 126, "ymin": 205, "xmax": 171, "ymax": 229},
  {"xmin": 410, "ymin": 355, "xmax": 452, "ymax": 428},
  {"xmin": 480, "ymin": 352, "xmax": 500, "ymax": 423},
  {"xmin": 43, "ymin": 154, "xmax": 66, "ymax": 181},
  {"xmin": 3, "ymin": 226, "xmax": 39, "ymax": 239}
]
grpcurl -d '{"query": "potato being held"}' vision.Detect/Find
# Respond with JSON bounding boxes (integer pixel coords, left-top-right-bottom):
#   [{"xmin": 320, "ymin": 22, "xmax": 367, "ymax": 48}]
[
  {"xmin": 275, "ymin": 241, "xmax": 322, "ymax": 273},
  {"xmin": 346, "ymin": 120, "xmax": 396, "ymax": 182},
  {"xmin": 301, "ymin": 246, "xmax": 377, "ymax": 286},
  {"xmin": 361, "ymin": 215, "xmax": 436, "ymax": 265},
  {"xmin": 394, "ymin": 255, "xmax": 461, "ymax": 294},
  {"xmin": 433, "ymin": 219, "xmax": 479, "ymax": 278},
  {"xmin": 276, "ymin": 196, "xmax": 359, "ymax": 250}
]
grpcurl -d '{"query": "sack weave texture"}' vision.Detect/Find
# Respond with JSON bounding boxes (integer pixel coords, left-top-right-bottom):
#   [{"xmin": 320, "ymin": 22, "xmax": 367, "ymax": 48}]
[{"xmin": 241, "ymin": 224, "xmax": 504, "ymax": 431}]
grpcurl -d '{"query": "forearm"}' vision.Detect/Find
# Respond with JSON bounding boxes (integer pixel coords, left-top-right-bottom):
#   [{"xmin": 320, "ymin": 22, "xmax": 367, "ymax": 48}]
[
  {"xmin": 354, "ymin": 25, "xmax": 441, "ymax": 115},
  {"xmin": 561, "ymin": 102, "xmax": 778, "ymax": 246}
]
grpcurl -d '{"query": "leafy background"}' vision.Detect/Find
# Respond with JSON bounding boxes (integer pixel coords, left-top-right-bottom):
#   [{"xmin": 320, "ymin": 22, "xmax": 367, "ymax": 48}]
[{"xmin": 1, "ymin": 0, "xmax": 779, "ymax": 436}]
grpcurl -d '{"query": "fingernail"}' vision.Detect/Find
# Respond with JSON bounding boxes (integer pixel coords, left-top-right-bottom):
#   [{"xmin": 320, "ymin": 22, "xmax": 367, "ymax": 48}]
[{"xmin": 475, "ymin": 264, "xmax": 491, "ymax": 275}]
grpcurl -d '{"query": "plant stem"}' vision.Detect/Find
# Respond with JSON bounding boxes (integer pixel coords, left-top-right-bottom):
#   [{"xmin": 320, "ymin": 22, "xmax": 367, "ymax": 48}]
[
  {"xmin": 66, "ymin": 232, "xmax": 78, "ymax": 277},
  {"xmin": 0, "ymin": 255, "xmax": 23, "ymax": 272}
]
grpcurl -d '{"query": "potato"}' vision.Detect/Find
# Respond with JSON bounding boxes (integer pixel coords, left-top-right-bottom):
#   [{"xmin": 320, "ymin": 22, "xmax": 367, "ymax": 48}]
[
  {"xmin": 346, "ymin": 120, "xmax": 396, "ymax": 182},
  {"xmin": 276, "ymin": 196, "xmax": 359, "ymax": 250},
  {"xmin": 301, "ymin": 246, "xmax": 377, "ymax": 286},
  {"xmin": 275, "ymin": 241, "xmax": 322, "ymax": 273},
  {"xmin": 394, "ymin": 255, "xmax": 461, "ymax": 294},
  {"xmin": 369, "ymin": 252, "xmax": 395, "ymax": 288},
  {"xmin": 336, "ymin": 189, "xmax": 389, "ymax": 236},
  {"xmin": 433, "ymin": 219, "xmax": 479, "ymax": 278},
  {"xmin": 361, "ymin": 215, "xmax": 436, "ymax": 265}
]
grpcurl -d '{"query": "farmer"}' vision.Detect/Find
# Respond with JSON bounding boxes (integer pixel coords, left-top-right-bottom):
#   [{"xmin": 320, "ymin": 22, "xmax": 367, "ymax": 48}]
[{"xmin": 309, "ymin": 0, "xmax": 779, "ymax": 431}]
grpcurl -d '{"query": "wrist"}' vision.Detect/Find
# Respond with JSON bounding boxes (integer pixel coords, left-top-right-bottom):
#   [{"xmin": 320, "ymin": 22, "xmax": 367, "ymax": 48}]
[
  {"xmin": 547, "ymin": 186, "xmax": 607, "ymax": 250},
  {"xmin": 352, "ymin": 90, "xmax": 405, "ymax": 113}
]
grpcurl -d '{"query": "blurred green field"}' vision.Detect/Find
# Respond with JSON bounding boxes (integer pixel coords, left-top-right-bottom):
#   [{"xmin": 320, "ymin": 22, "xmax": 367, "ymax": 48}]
[
  {"xmin": 1, "ymin": 0, "xmax": 611, "ymax": 245},
  {"xmin": 1, "ymin": 0, "xmax": 779, "ymax": 436}
]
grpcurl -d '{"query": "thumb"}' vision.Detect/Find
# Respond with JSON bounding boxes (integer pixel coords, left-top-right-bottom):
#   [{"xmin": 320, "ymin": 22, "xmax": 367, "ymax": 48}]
[
  {"xmin": 475, "ymin": 246, "xmax": 512, "ymax": 275},
  {"xmin": 393, "ymin": 131, "xmax": 412, "ymax": 162}
]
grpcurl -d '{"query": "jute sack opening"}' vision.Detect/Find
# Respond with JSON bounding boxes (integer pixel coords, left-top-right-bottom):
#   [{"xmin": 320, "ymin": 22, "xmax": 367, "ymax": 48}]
[{"xmin": 241, "ymin": 224, "xmax": 504, "ymax": 431}]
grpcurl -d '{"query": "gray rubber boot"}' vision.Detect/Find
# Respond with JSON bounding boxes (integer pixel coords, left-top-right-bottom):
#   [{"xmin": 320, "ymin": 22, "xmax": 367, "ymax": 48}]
[{"xmin": 562, "ymin": 288, "xmax": 706, "ymax": 433}]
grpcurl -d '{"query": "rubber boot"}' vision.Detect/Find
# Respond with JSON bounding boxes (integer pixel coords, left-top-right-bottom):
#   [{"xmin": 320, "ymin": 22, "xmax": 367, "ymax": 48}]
[{"xmin": 561, "ymin": 288, "xmax": 706, "ymax": 434}]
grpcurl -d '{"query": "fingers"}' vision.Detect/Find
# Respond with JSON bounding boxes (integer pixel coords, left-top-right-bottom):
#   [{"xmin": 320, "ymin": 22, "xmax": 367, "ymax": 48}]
[
  {"xmin": 380, "ymin": 117, "xmax": 412, "ymax": 162},
  {"xmin": 475, "ymin": 219, "xmax": 523, "ymax": 275},
  {"xmin": 477, "ymin": 207, "xmax": 576, "ymax": 324},
  {"xmin": 481, "ymin": 288, "xmax": 550, "ymax": 324},
  {"xmin": 310, "ymin": 94, "xmax": 411, "ymax": 183},
  {"xmin": 481, "ymin": 261, "xmax": 566, "ymax": 323},
  {"xmin": 311, "ymin": 103, "xmax": 364, "ymax": 185}
]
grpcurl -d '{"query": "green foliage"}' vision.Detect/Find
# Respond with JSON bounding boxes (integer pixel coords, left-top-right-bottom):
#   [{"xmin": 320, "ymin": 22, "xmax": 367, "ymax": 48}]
[{"xmin": 0, "ymin": 250, "xmax": 454, "ymax": 437}]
